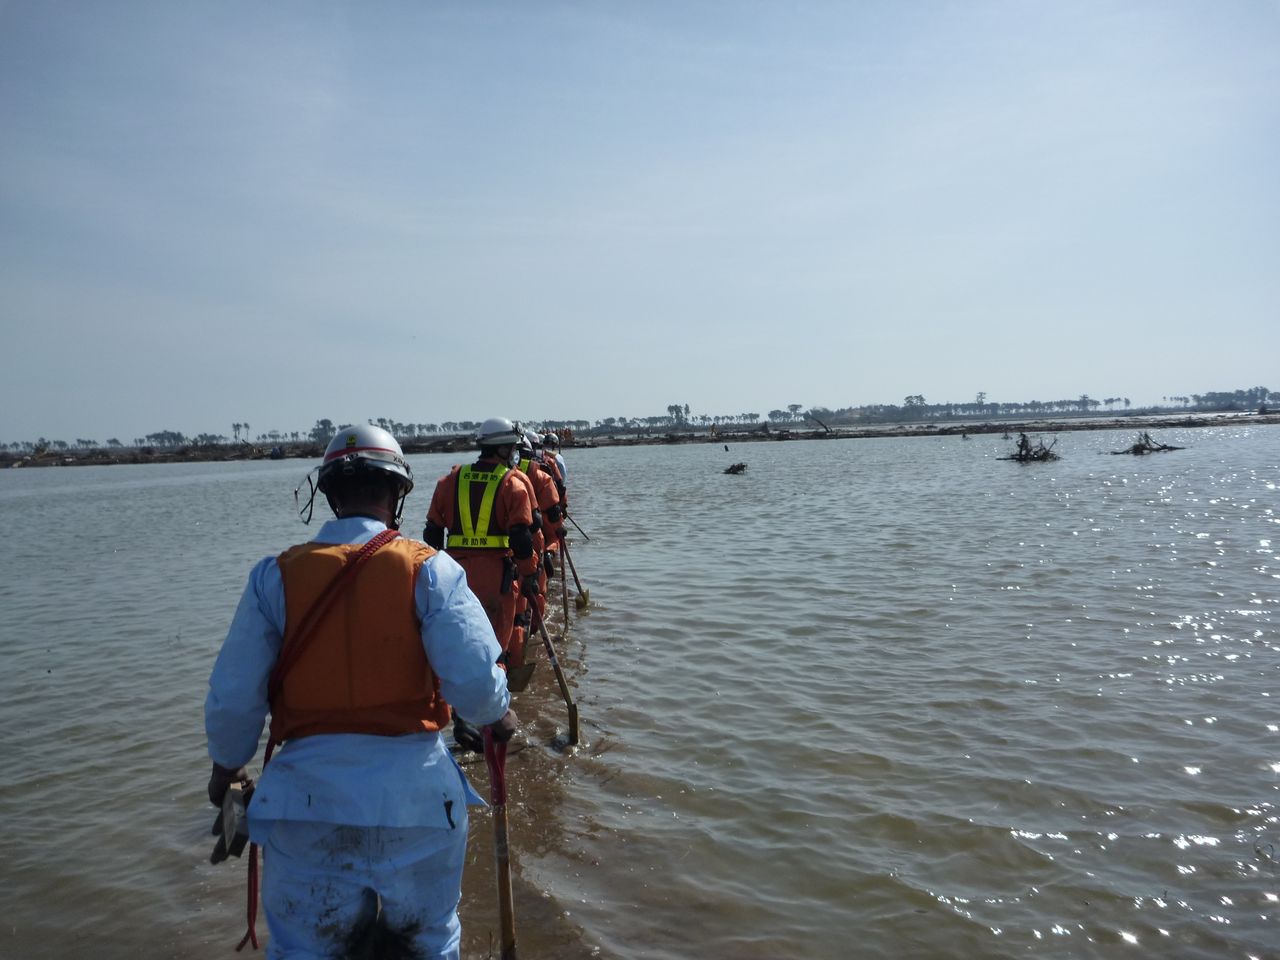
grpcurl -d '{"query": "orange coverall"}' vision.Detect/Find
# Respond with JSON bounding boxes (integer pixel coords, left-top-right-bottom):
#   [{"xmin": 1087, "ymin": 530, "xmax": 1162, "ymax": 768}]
[{"xmin": 426, "ymin": 457, "xmax": 538, "ymax": 658}]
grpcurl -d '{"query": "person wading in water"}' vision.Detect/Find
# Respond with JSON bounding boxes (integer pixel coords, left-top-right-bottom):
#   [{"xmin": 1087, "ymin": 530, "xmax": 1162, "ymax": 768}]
[
  {"xmin": 423, "ymin": 417, "xmax": 540, "ymax": 751},
  {"xmin": 205, "ymin": 423, "xmax": 516, "ymax": 958}
]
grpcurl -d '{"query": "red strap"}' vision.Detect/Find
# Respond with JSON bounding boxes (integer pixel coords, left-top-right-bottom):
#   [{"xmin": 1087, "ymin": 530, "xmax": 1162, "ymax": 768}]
[
  {"xmin": 235, "ymin": 739, "xmax": 274, "ymax": 951},
  {"xmin": 269, "ymin": 529, "xmax": 400, "ymax": 700},
  {"xmin": 484, "ymin": 728, "xmax": 507, "ymax": 806}
]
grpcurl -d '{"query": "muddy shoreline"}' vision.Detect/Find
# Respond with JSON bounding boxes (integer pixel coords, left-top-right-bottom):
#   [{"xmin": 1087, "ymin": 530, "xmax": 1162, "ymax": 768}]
[{"xmin": 5, "ymin": 411, "xmax": 1276, "ymax": 469}]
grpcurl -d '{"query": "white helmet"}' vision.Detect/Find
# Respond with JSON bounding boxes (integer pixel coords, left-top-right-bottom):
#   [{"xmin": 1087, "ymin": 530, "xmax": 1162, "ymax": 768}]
[
  {"xmin": 523, "ymin": 428, "xmax": 542, "ymax": 452},
  {"xmin": 477, "ymin": 417, "xmax": 521, "ymax": 449},
  {"xmin": 318, "ymin": 424, "xmax": 413, "ymax": 494},
  {"xmin": 296, "ymin": 424, "xmax": 412, "ymax": 525},
  {"xmin": 542, "ymin": 432, "xmax": 559, "ymax": 450}
]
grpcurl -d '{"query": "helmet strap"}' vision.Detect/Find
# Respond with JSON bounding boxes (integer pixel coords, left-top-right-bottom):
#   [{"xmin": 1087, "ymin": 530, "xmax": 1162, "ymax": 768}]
[{"xmin": 294, "ymin": 466, "xmax": 322, "ymax": 525}]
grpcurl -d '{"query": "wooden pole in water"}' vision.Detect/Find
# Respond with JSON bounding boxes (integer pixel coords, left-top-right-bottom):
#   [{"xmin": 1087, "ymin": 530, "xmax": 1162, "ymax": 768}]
[
  {"xmin": 559, "ymin": 539, "xmax": 571, "ymax": 625},
  {"xmin": 533, "ymin": 605, "xmax": 580, "ymax": 745},
  {"xmin": 561, "ymin": 538, "xmax": 590, "ymax": 609},
  {"xmin": 483, "ymin": 729, "xmax": 518, "ymax": 960}
]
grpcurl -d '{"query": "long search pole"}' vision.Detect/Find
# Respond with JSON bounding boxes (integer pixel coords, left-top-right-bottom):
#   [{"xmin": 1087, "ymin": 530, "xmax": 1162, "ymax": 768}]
[
  {"xmin": 532, "ymin": 605, "xmax": 580, "ymax": 745},
  {"xmin": 559, "ymin": 544, "xmax": 570, "ymax": 625},
  {"xmin": 561, "ymin": 537, "xmax": 590, "ymax": 609},
  {"xmin": 565, "ymin": 512, "xmax": 591, "ymax": 541},
  {"xmin": 483, "ymin": 729, "xmax": 518, "ymax": 960}
]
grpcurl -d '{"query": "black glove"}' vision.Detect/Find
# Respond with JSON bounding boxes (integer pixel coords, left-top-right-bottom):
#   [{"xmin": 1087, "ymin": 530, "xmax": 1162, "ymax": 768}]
[
  {"xmin": 487, "ymin": 708, "xmax": 519, "ymax": 744},
  {"xmin": 521, "ymin": 573, "xmax": 540, "ymax": 599},
  {"xmin": 451, "ymin": 715, "xmax": 485, "ymax": 754},
  {"xmin": 207, "ymin": 762, "xmax": 248, "ymax": 808},
  {"xmin": 543, "ymin": 552, "xmax": 555, "ymax": 578}
]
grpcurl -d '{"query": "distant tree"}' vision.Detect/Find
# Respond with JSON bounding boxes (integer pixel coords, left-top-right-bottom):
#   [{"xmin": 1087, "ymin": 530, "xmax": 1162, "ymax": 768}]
[
  {"xmin": 106, "ymin": 438, "xmax": 122, "ymax": 448},
  {"xmin": 787, "ymin": 403, "xmax": 802, "ymax": 420},
  {"xmin": 975, "ymin": 391, "xmax": 986, "ymax": 407},
  {"xmin": 309, "ymin": 419, "xmax": 335, "ymax": 443},
  {"xmin": 145, "ymin": 430, "xmax": 188, "ymax": 447},
  {"xmin": 806, "ymin": 408, "xmax": 833, "ymax": 433}
]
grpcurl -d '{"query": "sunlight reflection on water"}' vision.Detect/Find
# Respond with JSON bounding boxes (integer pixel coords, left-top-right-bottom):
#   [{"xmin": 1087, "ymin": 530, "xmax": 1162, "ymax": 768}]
[{"xmin": 0, "ymin": 426, "xmax": 1277, "ymax": 959}]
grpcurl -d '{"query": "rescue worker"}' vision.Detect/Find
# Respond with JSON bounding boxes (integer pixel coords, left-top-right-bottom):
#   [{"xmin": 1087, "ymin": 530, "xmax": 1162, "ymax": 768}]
[
  {"xmin": 204, "ymin": 423, "xmax": 515, "ymax": 959},
  {"xmin": 516, "ymin": 429, "xmax": 563, "ymax": 641},
  {"xmin": 537, "ymin": 433, "xmax": 568, "ymax": 572},
  {"xmin": 424, "ymin": 417, "xmax": 540, "ymax": 670},
  {"xmin": 543, "ymin": 431, "xmax": 568, "ymax": 486}
]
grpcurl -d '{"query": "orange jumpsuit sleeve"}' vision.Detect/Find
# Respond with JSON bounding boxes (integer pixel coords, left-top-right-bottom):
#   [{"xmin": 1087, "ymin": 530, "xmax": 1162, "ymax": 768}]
[
  {"xmin": 499, "ymin": 471, "xmax": 539, "ymax": 576},
  {"xmin": 531, "ymin": 466, "xmax": 563, "ymax": 541},
  {"xmin": 426, "ymin": 469, "xmax": 459, "ymax": 530}
]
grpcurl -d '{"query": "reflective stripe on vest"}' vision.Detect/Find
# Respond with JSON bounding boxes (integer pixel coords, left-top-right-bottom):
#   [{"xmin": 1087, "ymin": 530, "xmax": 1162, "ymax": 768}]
[{"xmin": 447, "ymin": 464, "xmax": 511, "ymax": 549}]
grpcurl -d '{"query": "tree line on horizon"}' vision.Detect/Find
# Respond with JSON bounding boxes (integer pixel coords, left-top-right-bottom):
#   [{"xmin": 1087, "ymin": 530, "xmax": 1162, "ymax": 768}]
[{"xmin": 4, "ymin": 386, "xmax": 1273, "ymax": 453}]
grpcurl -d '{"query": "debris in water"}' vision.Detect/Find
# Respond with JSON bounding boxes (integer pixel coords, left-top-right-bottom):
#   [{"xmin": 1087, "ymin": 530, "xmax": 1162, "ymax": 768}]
[
  {"xmin": 999, "ymin": 433, "xmax": 1060, "ymax": 462},
  {"xmin": 724, "ymin": 462, "xmax": 747, "ymax": 475},
  {"xmin": 1111, "ymin": 431, "xmax": 1183, "ymax": 455}
]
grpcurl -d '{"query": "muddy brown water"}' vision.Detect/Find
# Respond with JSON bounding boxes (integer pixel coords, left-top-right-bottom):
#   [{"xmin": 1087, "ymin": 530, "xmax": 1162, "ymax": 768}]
[{"xmin": 1, "ymin": 426, "xmax": 1277, "ymax": 958}]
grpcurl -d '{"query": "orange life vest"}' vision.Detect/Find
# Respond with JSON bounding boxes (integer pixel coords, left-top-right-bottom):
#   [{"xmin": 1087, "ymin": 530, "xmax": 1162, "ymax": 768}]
[{"xmin": 269, "ymin": 538, "xmax": 450, "ymax": 742}]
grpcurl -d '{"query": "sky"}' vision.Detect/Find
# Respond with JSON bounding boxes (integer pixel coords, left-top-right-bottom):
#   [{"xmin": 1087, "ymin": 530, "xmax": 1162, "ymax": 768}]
[{"xmin": 2, "ymin": 0, "xmax": 1277, "ymax": 443}]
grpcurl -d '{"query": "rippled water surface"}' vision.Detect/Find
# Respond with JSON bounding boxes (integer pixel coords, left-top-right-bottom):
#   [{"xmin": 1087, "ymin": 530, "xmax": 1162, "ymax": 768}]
[{"xmin": 1, "ymin": 425, "xmax": 1277, "ymax": 959}]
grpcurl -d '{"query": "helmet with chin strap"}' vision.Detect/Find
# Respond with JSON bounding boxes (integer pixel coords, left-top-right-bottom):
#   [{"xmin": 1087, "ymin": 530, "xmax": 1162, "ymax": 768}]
[
  {"xmin": 477, "ymin": 417, "xmax": 521, "ymax": 449},
  {"xmin": 318, "ymin": 424, "xmax": 413, "ymax": 495},
  {"xmin": 295, "ymin": 424, "xmax": 413, "ymax": 526}
]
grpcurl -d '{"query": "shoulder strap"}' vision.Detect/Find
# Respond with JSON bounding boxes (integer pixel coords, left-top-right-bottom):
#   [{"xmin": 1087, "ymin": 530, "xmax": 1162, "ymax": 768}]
[{"xmin": 268, "ymin": 528, "xmax": 401, "ymax": 701}]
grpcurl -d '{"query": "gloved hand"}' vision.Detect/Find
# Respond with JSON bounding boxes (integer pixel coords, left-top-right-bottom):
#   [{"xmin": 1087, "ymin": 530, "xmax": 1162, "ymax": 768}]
[
  {"xmin": 452, "ymin": 715, "xmax": 486, "ymax": 754},
  {"xmin": 487, "ymin": 708, "xmax": 520, "ymax": 744},
  {"xmin": 521, "ymin": 573, "xmax": 540, "ymax": 599},
  {"xmin": 207, "ymin": 762, "xmax": 248, "ymax": 807},
  {"xmin": 543, "ymin": 552, "xmax": 555, "ymax": 578}
]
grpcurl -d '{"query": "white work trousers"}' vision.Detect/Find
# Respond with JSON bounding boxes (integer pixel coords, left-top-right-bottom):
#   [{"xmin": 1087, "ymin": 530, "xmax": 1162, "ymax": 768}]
[{"xmin": 260, "ymin": 818, "xmax": 469, "ymax": 959}]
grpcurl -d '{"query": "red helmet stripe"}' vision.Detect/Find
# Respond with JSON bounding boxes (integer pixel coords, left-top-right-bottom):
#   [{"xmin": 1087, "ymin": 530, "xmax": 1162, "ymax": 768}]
[{"xmin": 323, "ymin": 445, "xmax": 400, "ymax": 463}]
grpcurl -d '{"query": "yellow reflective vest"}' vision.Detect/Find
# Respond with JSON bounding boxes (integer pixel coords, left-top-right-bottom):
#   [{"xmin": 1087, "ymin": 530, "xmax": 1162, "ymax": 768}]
[{"xmin": 447, "ymin": 464, "xmax": 511, "ymax": 549}]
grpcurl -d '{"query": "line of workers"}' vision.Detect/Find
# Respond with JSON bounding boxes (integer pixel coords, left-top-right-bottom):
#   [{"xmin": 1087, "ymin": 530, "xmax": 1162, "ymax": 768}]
[{"xmin": 422, "ymin": 417, "xmax": 570, "ymax": 750}]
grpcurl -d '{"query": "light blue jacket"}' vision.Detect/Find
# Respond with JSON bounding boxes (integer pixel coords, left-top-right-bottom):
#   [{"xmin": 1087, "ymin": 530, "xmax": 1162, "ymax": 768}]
[{"xmin": 204, "ymin": 517, "xmax": 509, "ymax": 839}]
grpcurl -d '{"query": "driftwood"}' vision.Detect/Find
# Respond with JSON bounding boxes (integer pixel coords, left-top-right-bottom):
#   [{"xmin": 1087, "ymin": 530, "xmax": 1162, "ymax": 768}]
[
  {"xmin": 1111, "ymin": 431, "xmax": 1183, "ymax": 455},
  {"xmin": 724, "ymin": 462, "xmax": 747, "ymax": 475},
  {"xmin": 805, "ymin": 413, "xmax": 832, "ymax": 434},
  {"xmin": 999, "ymin": 434, "xmax": 1060, "ymax": 462}
]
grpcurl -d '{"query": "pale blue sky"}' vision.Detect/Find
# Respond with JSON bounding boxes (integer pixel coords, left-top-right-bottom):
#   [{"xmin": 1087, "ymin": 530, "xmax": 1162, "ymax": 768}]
[{"xmin": 2, "ymin": 1, "xmax": 1276, "ymax": 442}]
